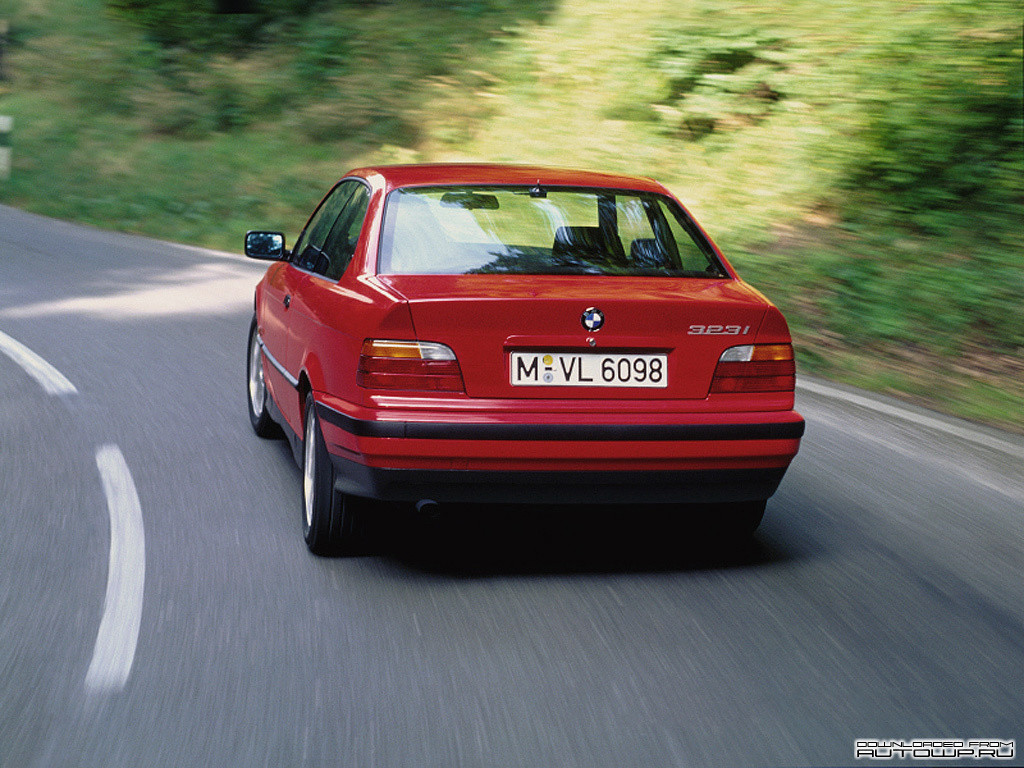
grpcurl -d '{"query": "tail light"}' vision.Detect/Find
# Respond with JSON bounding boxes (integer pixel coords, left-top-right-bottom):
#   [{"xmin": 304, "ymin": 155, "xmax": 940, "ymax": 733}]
[
  {"xmin": 710, "ymin": 344, "xmax": 795, "ymax": 394},
  {"xmin": 357, "ymin": 340, "xmax": 465, "ymax": 392}
]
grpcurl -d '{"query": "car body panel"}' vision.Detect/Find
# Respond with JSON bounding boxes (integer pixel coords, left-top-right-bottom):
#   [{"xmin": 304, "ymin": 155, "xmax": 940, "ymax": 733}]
[{"xmin": 379, "ymin": 274, "xmax": 769, "ymax": 400}]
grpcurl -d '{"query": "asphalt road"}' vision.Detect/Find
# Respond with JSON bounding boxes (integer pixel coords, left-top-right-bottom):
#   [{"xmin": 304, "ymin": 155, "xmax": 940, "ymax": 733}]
[{"xmin": 1, "ymin": 204, "xmax": 1022, "ymax": 768}]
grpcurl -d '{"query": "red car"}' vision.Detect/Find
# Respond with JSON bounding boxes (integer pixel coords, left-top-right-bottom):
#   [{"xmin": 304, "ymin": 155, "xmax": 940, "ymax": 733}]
[{"xmin": 244, "ymin": 164, "xmax": 803, "ymax": 554}]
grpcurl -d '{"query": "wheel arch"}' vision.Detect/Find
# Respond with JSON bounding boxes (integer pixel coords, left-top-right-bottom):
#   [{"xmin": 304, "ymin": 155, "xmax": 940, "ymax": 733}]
[
  {"xmin": 297, "ymin": 372, "xmax": 313, "ymax": 426},
  {"xmin": 297, "ymin": 344, "xmax": 329, "ymax": 423}
]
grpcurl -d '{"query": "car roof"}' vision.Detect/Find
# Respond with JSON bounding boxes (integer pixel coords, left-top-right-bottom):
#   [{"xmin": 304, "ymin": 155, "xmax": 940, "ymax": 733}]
[{"xmin": 344, "ymin": 163, "xmax": 669, "ymax": 195}]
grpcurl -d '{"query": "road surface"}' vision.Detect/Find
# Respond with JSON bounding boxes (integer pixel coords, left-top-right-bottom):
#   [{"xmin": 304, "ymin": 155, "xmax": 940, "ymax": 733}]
[{"xmin": 1, "ymin": 205, "xmax": 1021, "ymax": 767}]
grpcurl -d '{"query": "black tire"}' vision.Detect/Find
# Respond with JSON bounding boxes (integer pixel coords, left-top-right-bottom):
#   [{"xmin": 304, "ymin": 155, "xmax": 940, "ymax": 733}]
[
  {"xmin": 733, "ymin": 499, "xmax": 767, "ymax": 535},
  {"xmin": 700, "ymin": 499, "xmax": 767, "ymax": 538},
  {"xmin": 301, "ymin": 392, "xmax": 360, "ymax": 556},
  {"xmin": 247, "ymin": 318, "xmax": 281, "ymax": 438}
]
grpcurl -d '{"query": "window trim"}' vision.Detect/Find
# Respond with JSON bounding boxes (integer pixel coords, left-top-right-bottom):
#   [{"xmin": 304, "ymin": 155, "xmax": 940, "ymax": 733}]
[
  {"xmin": 291, "ymin": 176, "xmax": 373, "ymax": 281},
  {"xmin": 321, "ymin": 183, "xmax": 371, "ymax": 281}
]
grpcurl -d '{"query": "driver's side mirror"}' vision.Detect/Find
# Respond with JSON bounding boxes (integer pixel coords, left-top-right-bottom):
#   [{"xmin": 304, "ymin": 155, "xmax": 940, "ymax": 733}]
[{"xmin": 245, "ymin": 231, "xmax": 288, "ymax": 261}]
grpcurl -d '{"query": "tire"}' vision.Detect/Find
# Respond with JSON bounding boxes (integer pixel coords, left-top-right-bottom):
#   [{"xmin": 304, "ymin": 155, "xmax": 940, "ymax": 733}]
[
  {"xmin": 247, "ymin": 318, "xmax": 281, "ymax": 438},
  {"xmin": 700, "ymin": 499, "xmax": 767, "ymax": 538},
  {"xmin": 302, "ymin": 392, "xmax": 360, "ymax": 556},
  {"xmin": 733, "ymin": 499, "xmax": 767, "ymax": 535}
]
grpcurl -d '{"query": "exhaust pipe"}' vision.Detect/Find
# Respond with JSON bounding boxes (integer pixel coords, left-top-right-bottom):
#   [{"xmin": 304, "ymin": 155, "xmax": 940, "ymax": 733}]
[{"xmin": 415, "ymin": 499, "xmax": 440, "ymax": 518}]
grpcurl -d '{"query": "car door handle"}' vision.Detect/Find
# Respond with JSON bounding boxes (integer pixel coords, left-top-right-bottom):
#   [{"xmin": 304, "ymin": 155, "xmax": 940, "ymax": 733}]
[{"xmin": 284, "ymin": 295, "xmax": 291, "ymax": 309}]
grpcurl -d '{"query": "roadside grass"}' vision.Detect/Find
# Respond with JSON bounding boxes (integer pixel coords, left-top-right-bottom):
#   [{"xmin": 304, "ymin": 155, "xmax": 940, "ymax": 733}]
[
  {"xmin": 0, "ymin": 0, "xmax": 558, "ymax": 243},
  {"xmin": 0, "ymin": 0, "xmax": 1020, "ymax": 432}
]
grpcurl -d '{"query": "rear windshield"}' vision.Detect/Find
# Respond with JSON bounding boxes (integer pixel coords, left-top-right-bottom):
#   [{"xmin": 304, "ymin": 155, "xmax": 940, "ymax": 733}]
[{"xmin": 378, "ymin": 185, "xmax": 728, "ymax": 277}]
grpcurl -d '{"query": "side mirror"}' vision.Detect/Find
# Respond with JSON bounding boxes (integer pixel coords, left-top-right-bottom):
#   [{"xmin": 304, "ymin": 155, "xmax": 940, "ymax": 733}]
[{"xmin": 245, "ymin": 231, "xmax": 287, "ymax": 261}]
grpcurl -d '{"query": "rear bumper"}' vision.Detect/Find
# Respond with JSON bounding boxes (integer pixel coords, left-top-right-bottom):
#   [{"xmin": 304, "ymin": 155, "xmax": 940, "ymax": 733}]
[
  {"xmin": 328, "ymin": 459, "xmax": 789, "ymax": 504},
  {"xmin": 314, "ymin": 399, "xmax": 803, "ymax": 505}
]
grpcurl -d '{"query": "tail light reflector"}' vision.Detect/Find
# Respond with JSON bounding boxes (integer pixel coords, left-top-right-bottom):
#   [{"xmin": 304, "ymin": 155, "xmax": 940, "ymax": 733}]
[
  {"xmin": 357, "ymin": 340, "xmax": 465, "ymax": 392},
  {"xmin": 710, "ymin": 344, "xmax": 795, "ymax": 394}
]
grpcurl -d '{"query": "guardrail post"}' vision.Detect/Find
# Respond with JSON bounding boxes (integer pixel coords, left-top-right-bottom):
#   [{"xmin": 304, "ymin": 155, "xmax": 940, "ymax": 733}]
[{"xmin": 0, "ymin": 115, "xmax": 11, "ymax": 179}]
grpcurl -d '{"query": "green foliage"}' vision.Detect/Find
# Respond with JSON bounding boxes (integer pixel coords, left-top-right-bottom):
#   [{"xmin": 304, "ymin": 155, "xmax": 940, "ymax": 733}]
[
  {"xmin": 104, "ymin": 0, "xmax": 319, "ymax": 51},
  {"xmin": 291, "ymin": 23, "xmax": 353, "ymax": 92},
  {"xmin": 844, "ymin": 22, "xmax": 1022, "ymax": 232},
  {"xmin": 810, "ymin": 10, "xmax": 1024, "ymax": 365},
  {"xmin": 653, "ymin": 25, "xmax": 789, "ymax": 139}
]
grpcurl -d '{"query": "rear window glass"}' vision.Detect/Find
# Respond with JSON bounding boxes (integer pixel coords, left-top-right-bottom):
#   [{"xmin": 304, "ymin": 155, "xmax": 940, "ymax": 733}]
[{"xmin": 377, "ymin": 186, "xmax": 728, "ymax": 277}]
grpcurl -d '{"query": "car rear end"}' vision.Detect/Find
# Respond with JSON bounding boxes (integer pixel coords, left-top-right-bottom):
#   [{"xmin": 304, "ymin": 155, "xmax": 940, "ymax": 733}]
[{"xmin": 315, "ymin": 167, "xmax": 803, "ymax": 509}]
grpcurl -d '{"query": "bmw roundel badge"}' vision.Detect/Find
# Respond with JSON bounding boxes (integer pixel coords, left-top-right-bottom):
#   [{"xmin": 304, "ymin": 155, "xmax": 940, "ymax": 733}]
[{"xmin": 581, "ymin": 307, "xmax": 605, "ymax": 332}]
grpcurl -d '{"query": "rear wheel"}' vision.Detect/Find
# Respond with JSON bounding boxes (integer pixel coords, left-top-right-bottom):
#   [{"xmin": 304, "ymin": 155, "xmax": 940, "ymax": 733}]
[
  {"xmin": 700, "ymin": 499, "xmax": 766, "ymax": 538},
  {"xmin": 733, "ymin": 499, "xmax": 766, "ymax": 535},
  {"xmin": 247, "ymin": 318, "xmax": 280, "ymax": 438},
  {"xmin": 302, "ymin": 393, "xmax": 360, "ymax": 555}
]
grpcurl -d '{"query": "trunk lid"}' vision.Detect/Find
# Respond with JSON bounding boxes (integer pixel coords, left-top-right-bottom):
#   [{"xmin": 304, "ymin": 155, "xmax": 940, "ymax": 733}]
[{"xmin": 377, "ymin": 274, "xmax": 769, "ymax": 400}]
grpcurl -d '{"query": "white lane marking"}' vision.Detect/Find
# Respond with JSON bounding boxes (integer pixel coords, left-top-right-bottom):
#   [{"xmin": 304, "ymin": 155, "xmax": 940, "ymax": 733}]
[
  {"xmin": 0, "ymin": 328, "xmax": 78, "ymax": 396},
  {"xmin": 798, "ymin": 378, "xmax": 1024, "ymax": 461},
  {"xmin": 87, "ymin": 445, "xmax": 145, "ymax": 693}
]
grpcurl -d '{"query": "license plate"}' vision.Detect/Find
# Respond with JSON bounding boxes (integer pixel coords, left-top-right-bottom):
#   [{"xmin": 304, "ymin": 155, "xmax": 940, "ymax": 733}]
[{"xmin": 510, "ymin": 351, "xmax": 668, "ymax": 388}]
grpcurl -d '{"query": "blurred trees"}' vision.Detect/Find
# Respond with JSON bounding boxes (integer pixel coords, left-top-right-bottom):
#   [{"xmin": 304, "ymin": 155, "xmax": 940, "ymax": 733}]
[
  {"xmin": 835, "ymin": 17, "xmax": 1024, "ymax": 353},
  {"xmin": 105, "ymin": 0, "xmax": 374, "ymax": 50},
  {"xmin": 846, "ymin": 23, "xmax": 1022, "ymax": 235}
]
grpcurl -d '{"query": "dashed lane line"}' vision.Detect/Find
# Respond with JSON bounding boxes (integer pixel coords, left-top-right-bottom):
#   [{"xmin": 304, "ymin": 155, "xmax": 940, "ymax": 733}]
[
  {"xmin": 0, "ymin": 328, "xmax": 78, "ymax": 396},
  {"xmin": 87, "ymin": 445, "xmax": 145, "ymax": 693},
  {"xmin": 0, "ymin": 328, "xmax": 144, "ymax": 693}
]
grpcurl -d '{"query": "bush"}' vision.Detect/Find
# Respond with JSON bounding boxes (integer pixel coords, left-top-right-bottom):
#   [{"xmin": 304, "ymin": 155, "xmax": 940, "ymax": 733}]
[
  {"xmin": 843, "ymin": 22, "xmax": 1021, "ymax": 232},
  {"xmin": 652, "ymin": 24, "xmax": 790, "ymax": 139},
  {"xmin": 105, "ymin": 0, "xmax": 331, "ymax": 51}
]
